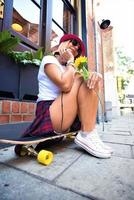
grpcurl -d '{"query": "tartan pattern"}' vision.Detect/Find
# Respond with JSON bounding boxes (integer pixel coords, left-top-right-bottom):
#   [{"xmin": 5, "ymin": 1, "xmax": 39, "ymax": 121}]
[
  {"xmin": 22, "ymin": 100, "xmax": 81, "ymax": 138},
  {"xmin": 70, "ymin": 115, "xmax": 81, "ymax": 131},
  {"xmin": 22, "ymin": 101, "xmax": 55, "ymax": 137}
]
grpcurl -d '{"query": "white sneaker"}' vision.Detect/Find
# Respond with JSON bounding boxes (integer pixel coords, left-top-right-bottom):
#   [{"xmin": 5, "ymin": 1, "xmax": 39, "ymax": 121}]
[
  {"xmin": 75, "ymin": 130, "xmax": 111, "ymax": 159},
  {"xmin": 92, "ymin": 129, "xmax": 113, "ymax": 153}
]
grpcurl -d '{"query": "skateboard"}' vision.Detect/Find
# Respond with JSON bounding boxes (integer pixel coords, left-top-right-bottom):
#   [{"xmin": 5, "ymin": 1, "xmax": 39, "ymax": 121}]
[{"xmin": 0, "ymin": 131, "xmax": 77, "ymax": 166}]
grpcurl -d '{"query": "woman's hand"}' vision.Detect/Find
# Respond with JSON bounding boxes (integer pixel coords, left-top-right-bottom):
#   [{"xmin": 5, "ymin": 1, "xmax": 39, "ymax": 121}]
[
  {"xmin": 58, "ymin": 42, "xmax": 74, "ymax": 63},
  {"xmin": 86, "ymin": 72, "xmax": 103, "ymax": 90},
  {"xmin": 61, "ymin": 49, "xmax": 74, "ymax": 63}
]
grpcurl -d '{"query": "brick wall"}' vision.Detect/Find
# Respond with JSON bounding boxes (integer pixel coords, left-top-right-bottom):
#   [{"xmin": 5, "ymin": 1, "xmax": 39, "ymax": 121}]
[{"xmin": 0, "ymin": 100, "xmax": 36, "ymax": 124}]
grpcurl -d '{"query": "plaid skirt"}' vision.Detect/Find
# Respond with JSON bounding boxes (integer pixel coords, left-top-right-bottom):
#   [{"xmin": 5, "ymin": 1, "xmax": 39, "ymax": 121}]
[{"xmin": 22, "ymin": 100, "xmax": 81, "ymax": 138}]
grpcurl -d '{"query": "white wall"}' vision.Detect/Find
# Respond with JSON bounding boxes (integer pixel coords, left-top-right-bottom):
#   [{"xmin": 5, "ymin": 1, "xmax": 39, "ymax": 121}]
[{"xmin": 104, "ymin": 71, "xmax": 120, "ymax": 118}]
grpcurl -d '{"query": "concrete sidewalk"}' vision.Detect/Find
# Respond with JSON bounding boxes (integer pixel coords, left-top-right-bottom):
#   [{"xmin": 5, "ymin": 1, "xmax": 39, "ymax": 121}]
[{"xmin": 0, "ymin": 111, "xmax": 134, "ymax": 200}]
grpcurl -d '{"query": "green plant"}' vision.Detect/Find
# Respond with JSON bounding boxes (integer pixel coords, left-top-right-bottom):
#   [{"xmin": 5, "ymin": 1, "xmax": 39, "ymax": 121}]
[
  {"xmin": 0, "ymin": 30, "xmax": 21, "ymax": 54},
  {"xmin": 0, "ymin": 30, "xmax": 44, "ymax": 66},
  {"xmin": 8, "ymin": 48, "xmax": 44, "ymax": 66}
]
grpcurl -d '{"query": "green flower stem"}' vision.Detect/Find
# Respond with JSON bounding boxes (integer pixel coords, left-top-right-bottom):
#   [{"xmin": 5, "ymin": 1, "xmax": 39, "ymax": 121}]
[{"xmin": 76, "ymin": 67, "xmax": 90, "ymax": 80}]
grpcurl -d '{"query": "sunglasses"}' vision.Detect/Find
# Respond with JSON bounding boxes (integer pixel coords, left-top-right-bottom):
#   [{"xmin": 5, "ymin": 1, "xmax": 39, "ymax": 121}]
[{"xmin": 70, "ymin": 39, "xmax": 82, "ymax": 56}]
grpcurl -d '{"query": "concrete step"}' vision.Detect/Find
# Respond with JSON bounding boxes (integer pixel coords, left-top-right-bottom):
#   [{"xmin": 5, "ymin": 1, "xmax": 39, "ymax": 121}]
[{"xmin": 0, "ymin": 122, "xmax": 31, "ymax": 149}]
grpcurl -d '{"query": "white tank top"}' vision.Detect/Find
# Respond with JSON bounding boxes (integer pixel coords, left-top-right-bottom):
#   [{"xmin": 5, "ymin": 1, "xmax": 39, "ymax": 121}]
[{"xmin": 37, "ymin": 55, "xmax": 65, "ymax": 102}]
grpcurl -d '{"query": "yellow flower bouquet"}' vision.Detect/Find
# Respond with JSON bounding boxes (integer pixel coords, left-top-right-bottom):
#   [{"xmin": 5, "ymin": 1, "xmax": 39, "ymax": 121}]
[{"xmin": 74, "ymin": 56, "xmax": 90, "ymax": 80}]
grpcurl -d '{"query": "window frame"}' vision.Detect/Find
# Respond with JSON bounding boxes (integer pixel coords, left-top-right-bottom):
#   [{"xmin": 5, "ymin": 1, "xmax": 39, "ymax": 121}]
[
  {"xmin": 51, "ymin": 0, "xmax": 77, "ymax": 51},
  {"xmin": 2, "ymin": 0, "xmax": 43, "ymax": 50},
  {"xmin": 81, "ymin": 0, "xmax": 87, "ymax": 55},
  {"xmin": 1, "ymin": 0, "xmax": 78, "ymax": 52},
  {"xmin": 52, "ymin": 0, "xmax": 77, "ymax": 34}
]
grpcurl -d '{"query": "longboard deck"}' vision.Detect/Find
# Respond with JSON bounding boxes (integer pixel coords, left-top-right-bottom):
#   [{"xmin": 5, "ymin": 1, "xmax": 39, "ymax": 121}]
[{"xmin": 0, "ymin": 131, "xmax": 76, "ymax": 145}]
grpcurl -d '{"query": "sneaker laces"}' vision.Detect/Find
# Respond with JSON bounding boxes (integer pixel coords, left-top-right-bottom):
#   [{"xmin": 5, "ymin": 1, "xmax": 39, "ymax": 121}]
[
  {"xmin": 90, "ymin": 129, "xmax": 112, "ymax": 152},
  {"xmin": 85, "ymin": 130, "xmax": 104, "ymax": 149}
]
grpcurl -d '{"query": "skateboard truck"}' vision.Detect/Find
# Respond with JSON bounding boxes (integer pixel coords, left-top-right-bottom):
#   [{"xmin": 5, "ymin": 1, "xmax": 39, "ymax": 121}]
[
  {"xmin": 20, "ymin": 145, "xmax": 54, "ymax": 166},
  {"xmin": 0, "ymin": 131, "xmax": 77, "ymax": 166}
]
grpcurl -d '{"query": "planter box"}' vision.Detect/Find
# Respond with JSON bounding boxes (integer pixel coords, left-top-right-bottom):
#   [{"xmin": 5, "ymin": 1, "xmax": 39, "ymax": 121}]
[
  {"xmin": 0, "ymin": 54, "xmax": 39, "ymax": 101},
  {"xmin": 0, "ymin": 54, "xmax": 20, "ymax": 99},
  {"xmin": 19, "ymin": 64, "xmax": 39, "ymax": 101}
]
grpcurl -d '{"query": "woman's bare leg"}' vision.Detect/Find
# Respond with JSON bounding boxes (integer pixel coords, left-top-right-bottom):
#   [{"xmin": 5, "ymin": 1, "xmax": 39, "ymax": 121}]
[
  {"xmin": 77, "ymin": 82, "xmax": 99, "ymax": 132},
  {"xmin": 50, "ymin": 77, "xmax": 112, "ymax": 158},
  {"xmin": 75, "ymin": 82, "xmax": 112, "ymax": 158},
  {"xmin": 49, "ymin": 76, "xmax": 83, "ymax": 132},
  {"xmin": 50, "ymin": 74, "xmax": 100, "ymax": 133},
  {"xmin": 50, "ymin": 68, "xmax": 111, "ymax": 158}
]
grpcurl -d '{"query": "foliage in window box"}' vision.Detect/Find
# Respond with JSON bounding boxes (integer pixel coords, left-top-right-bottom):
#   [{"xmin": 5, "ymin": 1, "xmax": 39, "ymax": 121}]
[
  {"xmin": 0, "ymin": 30, "xmax": 44, "ymax": 66},
  {"xmin": 8, "ymin": 48, "xmax": 44, "ymax": 66},
  {"xmin": 0, "ymin": 30, "xmax": 21, "ymax": 54}
]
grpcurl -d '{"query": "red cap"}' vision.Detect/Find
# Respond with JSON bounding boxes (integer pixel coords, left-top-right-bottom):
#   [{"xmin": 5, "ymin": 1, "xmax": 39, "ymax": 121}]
[{"xmin": 59, "ymin": 34, "xmax": 85, "ymax": 56}]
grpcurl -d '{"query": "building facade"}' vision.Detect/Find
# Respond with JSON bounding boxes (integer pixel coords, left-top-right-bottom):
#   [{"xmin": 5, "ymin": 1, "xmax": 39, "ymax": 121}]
[{"xmin": 0, "ymin": 0, "xmax": 118, "ymax": 125}]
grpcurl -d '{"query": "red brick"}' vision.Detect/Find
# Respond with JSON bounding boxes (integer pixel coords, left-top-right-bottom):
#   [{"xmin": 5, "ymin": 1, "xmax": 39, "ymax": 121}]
[
  {"xmin": 11, "ymin": 115, "xmax": 22, "ymax": 122},
  {"xmin": 23, "ymin": 115, "xmax": 35, "ymax": 122},
  {"xmin": 21, "ymin": 102, "xmax": 28, "ymax": 113},
  {"xmin": 2, "ymin": 101, "xmax": 11, "ymax": 113},
  {"xmin": 0, "ymin": 115, "xmax": 10, "ymax": 124},
  {"xmin": 12, "ymin": 102, "xmax": 20, "ymax": 113},
  {"xmin": 29, "ymin": 103, "xmax": 36, "ymax": 114}
]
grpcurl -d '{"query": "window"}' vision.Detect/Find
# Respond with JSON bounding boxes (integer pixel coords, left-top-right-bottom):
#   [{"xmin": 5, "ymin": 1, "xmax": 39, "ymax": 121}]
[
  {"xmin": 2, "ymin": 0, "xmax": 77, "ymax": 52},
  {"xmin": 51, "ymin": 0, "xmax": 76, "ymax": 51},
  {"xmin": 12, "ymin": 0, "xmax": 41, "ymax": 46},
  {"xmin": 0, "ymin": 0, "xmax": 80, "ymax": 101}
]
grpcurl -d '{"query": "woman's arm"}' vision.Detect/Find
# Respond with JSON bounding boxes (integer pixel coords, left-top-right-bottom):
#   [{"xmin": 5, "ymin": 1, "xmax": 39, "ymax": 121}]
[{"xmin": 44, "ymin": 63, "xmax": 76, "ymax": 92}]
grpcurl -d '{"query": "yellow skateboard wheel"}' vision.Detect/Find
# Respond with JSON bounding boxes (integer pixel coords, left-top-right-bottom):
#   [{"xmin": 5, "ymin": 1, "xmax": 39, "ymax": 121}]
[{"xmin": 37, "ymin": 150, "xmax": 53, "ymax": 166}]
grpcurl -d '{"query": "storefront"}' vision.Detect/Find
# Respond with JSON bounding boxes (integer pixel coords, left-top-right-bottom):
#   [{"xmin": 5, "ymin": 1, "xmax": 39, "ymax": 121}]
[
  {"xmin": 0, "ymin": 0, "xmax": 90, "ymax": 124},
  {"xmin": 0, "ymin": 0, "xmax": 87, "ymax": 55}
]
